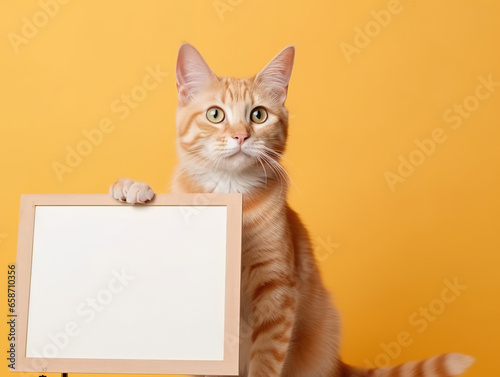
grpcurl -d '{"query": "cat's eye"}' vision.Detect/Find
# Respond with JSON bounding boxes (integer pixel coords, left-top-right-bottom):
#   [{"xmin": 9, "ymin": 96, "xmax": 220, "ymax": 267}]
[
  {"xmin": 251, "ymin": 107, "xmax": 268, "ymax": 124},
  {"xmin": 206, "ymin": 107, "xmax": 225, "ymax": 124}
]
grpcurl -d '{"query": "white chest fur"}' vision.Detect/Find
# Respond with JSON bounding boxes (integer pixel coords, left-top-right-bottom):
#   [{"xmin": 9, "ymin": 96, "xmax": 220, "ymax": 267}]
[{"xmin": 197, "ymin": 169, "xmax": 267, "ymax": 194}]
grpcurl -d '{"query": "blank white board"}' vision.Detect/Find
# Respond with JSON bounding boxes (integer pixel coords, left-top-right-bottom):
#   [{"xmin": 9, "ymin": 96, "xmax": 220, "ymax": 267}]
[{"xmin": 13, "ymin": 194, "xmax": 242, "ymax": 375}]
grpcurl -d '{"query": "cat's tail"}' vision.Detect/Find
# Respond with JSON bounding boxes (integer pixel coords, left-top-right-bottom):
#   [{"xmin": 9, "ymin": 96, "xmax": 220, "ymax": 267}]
[{"xmin": 340, "ymin": 353, "xmax": 474, "ymax": 377}]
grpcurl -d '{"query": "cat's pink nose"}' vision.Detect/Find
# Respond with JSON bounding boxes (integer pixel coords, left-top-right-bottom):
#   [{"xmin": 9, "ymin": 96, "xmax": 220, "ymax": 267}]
[{"xmin": 232, "ymin": 133, "xmax": 249, "ymax": 145}]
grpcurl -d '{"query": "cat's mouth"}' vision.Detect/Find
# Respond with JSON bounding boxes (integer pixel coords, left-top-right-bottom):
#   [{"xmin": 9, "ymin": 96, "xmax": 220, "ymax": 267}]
[
  {"xmin": 225, "ymin": 146, "xmax": 251, "ymax": 158},
  {"xmin": 212, "ymin": 148, "xmax": 254, "ymax": 171},
  {"xmin": 227, "ymin": 150, "xmax": 249, "ymax": 159}
]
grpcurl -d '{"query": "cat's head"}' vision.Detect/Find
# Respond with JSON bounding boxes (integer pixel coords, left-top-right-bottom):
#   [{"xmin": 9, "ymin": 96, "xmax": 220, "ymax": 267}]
[{"xmin": 175, "ymin": 43, "xmax": 294, "ymax": 177}]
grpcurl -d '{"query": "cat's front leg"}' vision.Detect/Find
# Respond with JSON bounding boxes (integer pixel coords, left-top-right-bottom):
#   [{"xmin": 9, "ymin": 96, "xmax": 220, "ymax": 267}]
[
  {"xmin": 109, "ymin": 178, "xmax": 155, "ymax": 204},
  {"xmin": 247, "ymin": 276, "xmax": 297, "ymax": 377}
]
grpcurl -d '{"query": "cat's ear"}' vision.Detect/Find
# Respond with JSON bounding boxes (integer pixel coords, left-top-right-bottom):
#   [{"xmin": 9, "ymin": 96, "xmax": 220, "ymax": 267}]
[
  {"xmin": 255, "ymin": 46, "xmax": 295, "ymax": 104},
  {"xmin": 176, "ymin": 43, "xmax": 217, "ymax": 104}
]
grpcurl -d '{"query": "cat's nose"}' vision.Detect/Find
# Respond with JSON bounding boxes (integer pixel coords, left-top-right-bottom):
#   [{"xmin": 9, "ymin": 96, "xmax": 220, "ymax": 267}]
[{"xmin": 232, "ymin": 133, "xmax": 249, "ymax": 145}]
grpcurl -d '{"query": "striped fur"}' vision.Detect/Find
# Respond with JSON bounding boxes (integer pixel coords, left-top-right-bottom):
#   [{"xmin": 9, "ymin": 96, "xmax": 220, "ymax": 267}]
[
  {"xmin": 110, "ymin": 44, "xmax": 474, "ymax": 377},
  {"xmin": 340, "ymin": 353, "xmax": 475, "ymax": 377}
]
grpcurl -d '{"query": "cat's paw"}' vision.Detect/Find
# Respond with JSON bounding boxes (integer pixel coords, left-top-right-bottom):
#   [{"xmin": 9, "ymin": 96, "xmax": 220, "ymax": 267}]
[{"xmin": 109, "ymin": 178, "xmax": 155, "ymax": 204}]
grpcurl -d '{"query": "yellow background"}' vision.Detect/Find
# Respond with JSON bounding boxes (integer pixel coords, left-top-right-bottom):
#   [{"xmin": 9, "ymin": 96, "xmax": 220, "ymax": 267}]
[{"xmin": 1, "ymin": 0, "xmax": 499, "ymax": 376}]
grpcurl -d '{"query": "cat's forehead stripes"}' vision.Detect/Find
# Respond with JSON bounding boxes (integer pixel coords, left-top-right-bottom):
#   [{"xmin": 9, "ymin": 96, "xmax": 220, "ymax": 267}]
[{"xmin": 220, "ymin": 77, "xmax": 254, "ymax": 104}]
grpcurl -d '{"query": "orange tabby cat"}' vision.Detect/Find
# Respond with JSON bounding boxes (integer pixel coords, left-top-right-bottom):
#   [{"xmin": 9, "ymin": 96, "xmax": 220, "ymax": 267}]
[{"xmin": 110, "ymin": 44, "xmax": 474, "ymax": 377}]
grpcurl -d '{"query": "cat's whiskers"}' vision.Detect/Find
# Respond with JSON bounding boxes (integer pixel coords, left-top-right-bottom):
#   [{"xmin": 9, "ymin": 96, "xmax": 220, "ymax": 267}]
[
  {"xmin": 255, "ymin": 155, "xmax": 269, "ymax": 187},
  {"xmin": 258, "ymin": 153, "xmax": 286, "ymax": 198},
  {"xmin": 258, "ymin": 145, "xmax": 301, "ymax": 195},
  {"xmin": 194, "ymin": 150, "xmax": 224, "ymax": 181},
  {"xmin": 255, "ymin": 141, "xmax": 279, "ymax": 156},
  {"xmin": 212, "ymin": 152, "xmax": 224, "ymax": 174},
  {"xmin": 181, "ymin": 148, "xmax": 223, "ymax": 184},
  {"xmin": 258, "ymin": 142, "xmax": 296, "ymax": 168}
]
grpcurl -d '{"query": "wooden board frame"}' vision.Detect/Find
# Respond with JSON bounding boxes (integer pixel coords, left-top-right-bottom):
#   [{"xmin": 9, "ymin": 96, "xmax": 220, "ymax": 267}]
[{"xmin": 13, "ymin": 193, "xmax": 242, "ymax": 375}]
